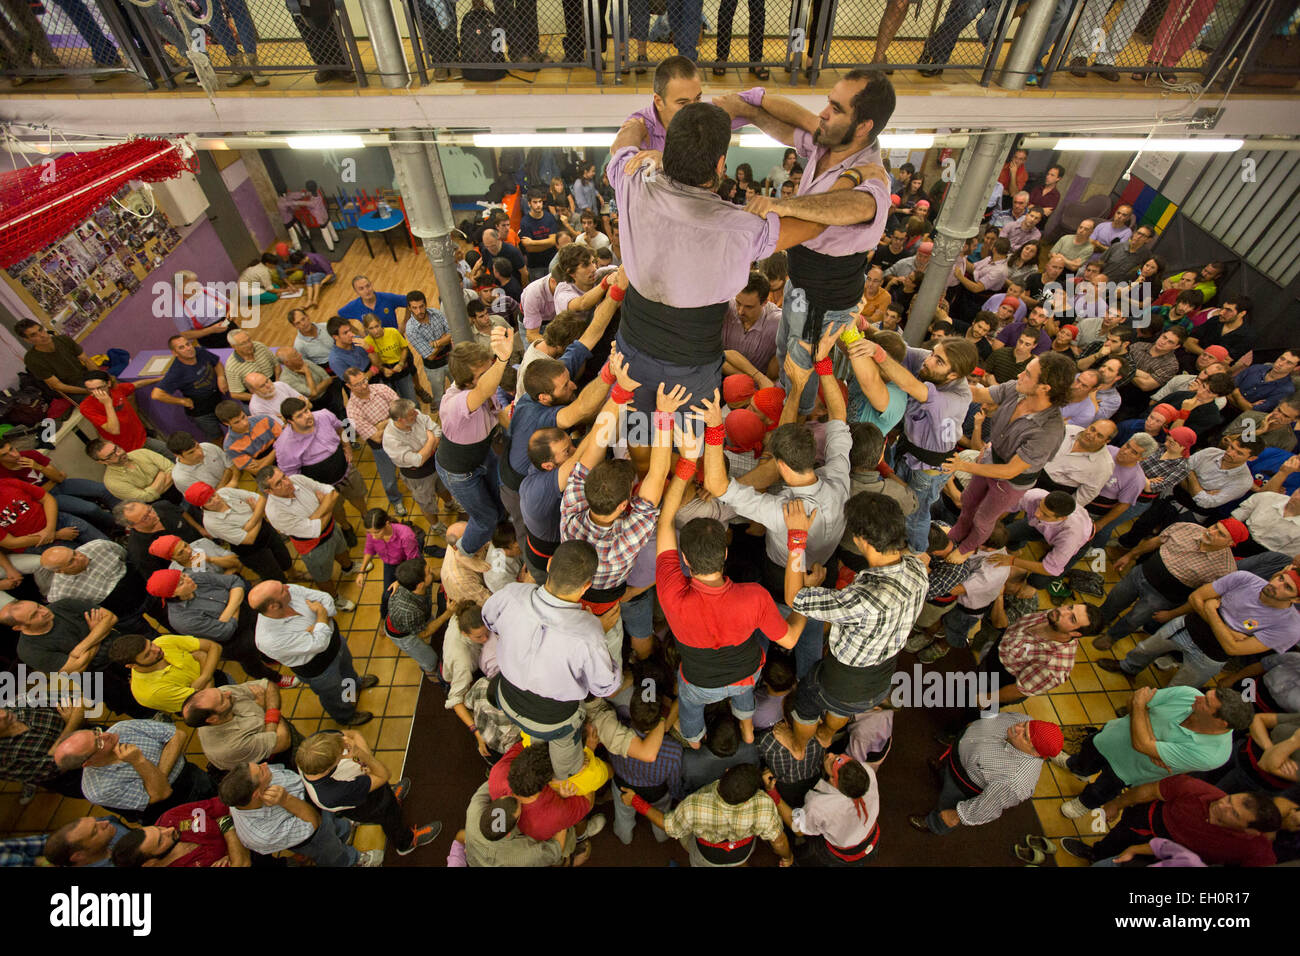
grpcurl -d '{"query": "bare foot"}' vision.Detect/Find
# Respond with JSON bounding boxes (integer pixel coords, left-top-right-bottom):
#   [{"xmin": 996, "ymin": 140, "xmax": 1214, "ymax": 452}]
[
  {"xmin": 814, "ymin": 725, "xmax": 835, "ymax": 749},
  {"xmin": 944, "ymin": 548, "xmax": 970, "ymax": 564},
  {"xmin": 688, "ymin": 739, "xmax": 702, "ymax": 750},
  {"xmin": 773, "ymin": 721, "xmax": 807, "ymax": 760}
]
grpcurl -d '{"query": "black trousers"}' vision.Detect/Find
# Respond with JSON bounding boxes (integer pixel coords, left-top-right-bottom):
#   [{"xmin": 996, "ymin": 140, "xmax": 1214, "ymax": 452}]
[
  {"xmin": 218, "ymin": 609, "xmax": 284, "ymax": 683},
  {"xmin": 716, "ymin": 0, "xmax": 764, "ymax": 63},
  {"xmin": 1067, "ymin": 730, "xmax": 1128, "ymax": 810},
  {"xmin": 292, "ymin": 0, "xmax": 346, "ymax": 69},
  {"xmin": 341, "ymin": 784, "xmax": 410, "ymax": 851},
  {"xmin": 127, "ymin": 761, "xmax": 217, "ymax": 824},
  {"xmin": 233, "ymin": 523, "xmax": 294, "ymax": 582},
  {"xmin": 1091, "ymin": 803, "xmax": 1157, "ymax": 859},
  {"xmin": 414, "ymin": 0, "xmax": 459, "ymax": 61},
  {"xmin": 562, "ymin": 0, "xmax": 608, "ymax": 61}
]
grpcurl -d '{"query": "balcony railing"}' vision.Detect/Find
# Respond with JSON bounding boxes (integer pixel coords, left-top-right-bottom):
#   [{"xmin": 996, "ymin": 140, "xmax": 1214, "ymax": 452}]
[{"xmin": 1, "ymin": 0, "xmax": 1295, "ymax": 91}]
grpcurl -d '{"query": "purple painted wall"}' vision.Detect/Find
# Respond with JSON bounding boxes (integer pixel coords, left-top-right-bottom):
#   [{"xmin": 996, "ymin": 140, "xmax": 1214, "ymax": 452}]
[
  {"xmin": 232, "ymin": 178, "xmax": 276, "ymax": 252},
  {"xmin": 80, "ymin": 217, "xmax": 237, "ymax": 357}
]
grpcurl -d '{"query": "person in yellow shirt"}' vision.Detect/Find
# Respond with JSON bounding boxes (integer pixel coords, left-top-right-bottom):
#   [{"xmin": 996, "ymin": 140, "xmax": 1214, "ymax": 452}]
[
  {"xmin": 108, "ymin": 621, "xmax": 227, "ymax": 714},
  {"xmin": 87, "ymin": 439, "xmax": 178, "ymax": 505},
  {"xmin": 362, "ymin": 315, "xmax": 417, "ymax": 403}
]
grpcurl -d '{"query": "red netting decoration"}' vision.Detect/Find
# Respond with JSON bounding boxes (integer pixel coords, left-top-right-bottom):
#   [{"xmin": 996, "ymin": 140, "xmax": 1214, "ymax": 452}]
[{"xmin": 0, "ymin": 137, "xmax": 198, "ymax": 269}]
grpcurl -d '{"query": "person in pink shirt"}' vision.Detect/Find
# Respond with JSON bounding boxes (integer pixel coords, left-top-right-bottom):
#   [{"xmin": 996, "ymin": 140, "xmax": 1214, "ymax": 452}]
[{"xmin": 355, "ymin": 508, "xmax": 424, "ymax": 617}]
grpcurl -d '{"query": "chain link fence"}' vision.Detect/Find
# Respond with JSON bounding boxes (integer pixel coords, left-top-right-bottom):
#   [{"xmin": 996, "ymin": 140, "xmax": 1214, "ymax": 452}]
[
  {"xmin": 0, "ymin": 0, "xmax": 142, "ymax": 79},
  {"xmin": 405, "ymin": 0, "xmax": 603, "ymax": 81}
]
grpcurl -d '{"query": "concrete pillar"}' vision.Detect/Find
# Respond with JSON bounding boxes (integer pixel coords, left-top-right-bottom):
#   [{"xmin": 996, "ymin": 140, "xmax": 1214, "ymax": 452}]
[
  {"xmin": 389, "ymin": 132, "xmax": 473, "ymax": 343},
  {"xmin": 905, "ymin": 131, "xmax": 1017, "ymax": 346},
  {"xmin": 356, "ymin": 0, "xmax": 409, "ymax": 89},
  {"xmin": 997, "ymin": 0, "xmax": 1059, "ymax": 91}
]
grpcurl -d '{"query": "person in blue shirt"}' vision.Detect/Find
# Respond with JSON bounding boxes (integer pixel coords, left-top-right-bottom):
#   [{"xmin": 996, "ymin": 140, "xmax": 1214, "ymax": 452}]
[
  {"xmin": 336, "ymin": 275, "xmax": 407, "ymax": 330},
  {"xmin": 517, "ymin": 190, "xmax": 562, "ymax": 274},
  {"xmin": 326, "ymin": 315, "xmax": 378, "ymax": 381},
  {"xmin": 1229, "ymin": 351, "xmax": 1299, "ymax": 415}
]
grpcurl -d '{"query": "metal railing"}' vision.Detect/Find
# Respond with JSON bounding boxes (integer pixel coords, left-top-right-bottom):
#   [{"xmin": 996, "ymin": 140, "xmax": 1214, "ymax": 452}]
[{"xmin": 3, "ymin": 0, "xmax": 1297, "ymax": 90}]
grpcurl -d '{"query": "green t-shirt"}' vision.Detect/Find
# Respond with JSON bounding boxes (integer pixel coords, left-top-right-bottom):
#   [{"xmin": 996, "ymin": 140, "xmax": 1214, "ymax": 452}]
[{"xmin": 1094, "ymin": 685, "xmax": 1232, "ymax": 785}]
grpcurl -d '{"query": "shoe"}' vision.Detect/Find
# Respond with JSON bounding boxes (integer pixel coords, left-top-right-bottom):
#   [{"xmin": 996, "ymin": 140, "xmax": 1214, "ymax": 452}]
[
  {"xmin": 359, "ymin": 674, "xmax": 380, "ymax": 690},
  {"xmin": 1153, "ymin": 655, "xmax": 1178, "ymax": 671},
  {"xmin": 430, "ymin": 522, "xmax": 448, "ymax": 538},
  {"xmin": 635, "ymin": 56, "xmax": 648, "ymax": 74},
  {"xmin": 1096, "ymin": 658, "xmax": 1132, "ymax": 677},
  {"xmin": 1159, "ymin": 71, "xmax": 1177, "ymax": 82},
  {"xmin": 1094, "ymin": 65, "xmax": 1118, "ymax": 81},
  {"xmin": 1025, "ymin": 834, "xmax": 1058, "ymax": 854},
  {"xmin": 1014, "ymin": 843, "xmax": 1045, "ymax": 864},
  {"xmin": 423, "ymin": 542, "xmax": 447, "ymax": 558},
  {"xmin": 1131, "ymin": 72, "xmax": 1145, "ymax": 81},
  {"xmin": 355, "ymin": 848, "xmax": 385, "ymax": 867},
  {"xmin": 712, "ymin": 66, "xmax": 726, "ymax": 77},
  {"xmin": 433, "ymin": 67, "xmax": 450, "ymax": 80},
  {"xmin": 1060, "ymin": 836, "xmax": 1097, "ymax": 861},
  {"xmin": 918, "ymin": 68, "xmax": 941, "ymax": 77},
  {"xmin": 345, "ymin": 820, "xmax": 359, "ymax": 844},
  {"xmin": 750, "ymin": 67, "xmax": 769, "ymax": 80},
  {"xmin": 392, "ymin": 501, "xmax": 408, "ymax": 517},
  {"xmin": 339, "ymin": 710, "xmax": 373, "ymax": 727},
  {"xmin": 582, "ymin": 813, "xmax": 607, "ymax": 839},
  {"xmin": 19, "ymin": 782, "xmax": 37, "ymax": 805},
  {"xmin": 315, "ymin": 69, "xmax": 334, "ymax": 83},
  {"xmin": 918, "ymin": 642, "xmax": 950, "ymax": 663},
  {"xmin": 1060, "ymin": 797, "xmax": 1089, "ymax": 819},
  {"xmin": 1049, "ymin": 751, "xmax": 1073, "ymax": 769},
  {"xmin": 397, "ymin": 821, "xmax": 441, "ymax": 855},
  {"xmin": 1068, "ymin": 56, "xmax": 1088, "ymax": 78},
  {"xmin": 277, "ymin": 675, "xmax": 302, "ymax": 689},
  {"xmin": 337, "ymin": 597, "xmax": 357, "ymax": 612},
  {"xmin": 905, "ymin": 630, "xmax": 934, "ymax": 653},
  {"xmin": 908, "ymin": 814, "xmax": 934, "ymax": 833},
  {"xmin": 1092, "ymin": 635, "xmax": 1115, "ymax": 651},
  {"xmin": 393, "ymin": 777, "xmax": 411, "ymax": 803}
]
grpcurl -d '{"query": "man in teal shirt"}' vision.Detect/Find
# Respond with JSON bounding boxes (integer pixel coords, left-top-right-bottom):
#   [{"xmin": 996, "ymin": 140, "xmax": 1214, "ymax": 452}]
[{"xmin": 1055, "ymin": 685, "xmax": 1251, "ymax": 819}]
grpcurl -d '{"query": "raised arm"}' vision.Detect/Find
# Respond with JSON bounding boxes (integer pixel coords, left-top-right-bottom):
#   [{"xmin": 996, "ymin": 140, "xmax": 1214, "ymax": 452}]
[
  {"xmin": 638, "ymin": 383, "xmax": 692, "ymax": 509},
  {"xmin": 466, "ymin": 326, "xmax": 514, "ymax": 413}
]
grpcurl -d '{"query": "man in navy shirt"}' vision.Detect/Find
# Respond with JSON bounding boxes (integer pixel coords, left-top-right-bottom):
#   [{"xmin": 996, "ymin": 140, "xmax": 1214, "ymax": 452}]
[
  {"xmin": 326, "ymin": 316, "xmax": 378, "ymax": 381},
  {"xmin": 517, "ymin": 190, "xmax": 562, "ymax": 274},
  {"xmin": 336, "ymin": 275, "xmax": 407, "ymax": 330},
  {"xmin": 150, "ymin": 335, "xmax": 229, "ymax": 440},
  {"xmin": 1228, "ymin": 351, "xmax": 1299, "ymax": 415}
]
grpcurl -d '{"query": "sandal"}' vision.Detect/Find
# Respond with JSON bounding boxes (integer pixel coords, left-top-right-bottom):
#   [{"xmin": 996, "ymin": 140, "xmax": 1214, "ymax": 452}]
[
  {"xmin": 750, "ymin": 67, "xmax": 770, "ymax": 80},
  {"xmin": 1014, "ymin": 844, "xmax": 1045, "ymax": 865},
  {"xmin": 1025, "ymin": 834, "xmax": 1057, "ymax": 855},
  {"xmin": 712, "ymin": 67, "xmax": 726, "ymax": 77}
]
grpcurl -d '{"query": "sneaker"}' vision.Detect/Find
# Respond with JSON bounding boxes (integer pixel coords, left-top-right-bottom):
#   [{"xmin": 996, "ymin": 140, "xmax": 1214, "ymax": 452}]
[
  {"xmin": 393, "ymin": 777, "xmax": 411, "ymax": 803},
  {"xmin": 19, "ymin": 782, "xmax": 37, "ymax": 805},
  {"xmin": 1060, "ymin": 797, "xmax": 1089, "ymax": 819},
  {"xmin": 1060, "ymin": 836, "xmax": 1097, "ymax": 861},
  {"xmin": 1153, "ymin": 655, "xmax": 1178, "ymax": 671},
  {"xmin": 277, "ymin": 675, "xmax": 302, "ymax": 689},
  {"xmin": 337, "ymin": 597, "xmax": 357, "ymax": 612},
  {"xmin": 359, "ymin": 673, "xmax": 380, "ymax": 690},
  {"xmin": 918, "ymin": 642, "xmax": 950, "ymax": 663},
  {"xmin": 423, "ymin": 542, "xmax": 447, "ymax": 558},
  {"xmin": 582, "ymin": 813, "xmax": 607, "ymax": 839},
  {"xmin": 339, "ymin": 710, "xmax": 374, "ymax": 727},
  {"xmin": 1095, "ymin": 658, "xmax": 1132, "ymax": 677},
  {"xmin": 905, "ymin": 630, "xmax": 933, "ymax": 653},
  {"xmin": 1049, "ymin": 752, "xmax": 1073, "ymax": 770},
  {"xmin": 355, "ymin": 848, "xmax": 385, "ymax": 867},
  {"xmin": 393, "ymin": 501, "xmax": 408, "ymax": 517},
  {"xmin": 397, "ymin": 821, "xmax": 442, "ymax": 855},
  {"xmin": 430, "ymin": 522, "xmax": 448, "ymax": 538}
]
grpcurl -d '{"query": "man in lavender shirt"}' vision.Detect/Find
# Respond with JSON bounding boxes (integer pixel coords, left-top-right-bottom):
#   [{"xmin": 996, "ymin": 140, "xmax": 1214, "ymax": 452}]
[
  {"xmin": 608, "ymin": 101, "xmax": 822, "ymax": 430},
  {"xmin": 274, "ymin": 398, "xmax": 367, "ymax": 541},
  {"xmin": 624, "ymin": 56, "xmax": 751, "ymax": 154},
  {"xmin": 715, "ymin": 72, "xmax": 895, "ymax": 415},
  {"xmin": 1089, "ymin": 204, "xmax": 1134, "ymax": 260},
  {"xmin": 993, "ymin": 488, "xmax": 1095, "ymax": 596}
]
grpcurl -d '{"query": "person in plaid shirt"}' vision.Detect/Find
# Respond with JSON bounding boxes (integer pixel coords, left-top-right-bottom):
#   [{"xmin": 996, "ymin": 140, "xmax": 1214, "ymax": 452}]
[
  {"xmin": 981, "ymin": 605, "xmax": 1103, "ymax": 704},
  {"xmin": 620, "ymin": 763, "xmax": 792, "ymax": 867},
  {"xmin": 906, "ymin": 526, "xmax": 980, "ymax": 663},
  {"xmin": 0, "ymin": 704, "xmax": 87, "ymax": 797}
]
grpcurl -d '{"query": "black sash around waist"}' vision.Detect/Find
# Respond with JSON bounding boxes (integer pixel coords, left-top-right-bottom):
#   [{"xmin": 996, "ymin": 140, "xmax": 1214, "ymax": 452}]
[
  {"xmin": 1034, "ymin": 472, "xmax": 1078, "ymax": 496},
  {"xmin": 299, "ymin": 441, "xmax": 347, "ymax": 486},
  {"xmin": 619, "ymin": 283, "xmax": 729, "ymax": 366},
  {"xmin": 291, "ymin": 624, "xmax": 343, "ymax": 680},
  {"xmin": 496, "ymin": 673, "xmax": 581, "ymax": 724},
  {"xmin": 1183, "ymin": 611, "xmax": 1229, "ymax": 662},
  {"xmin": 613, "ymin": 773, "xmax": 669, "ymax": 804},
  {"xmin": 399, "ymin": 455, "xmax": 438, "ymax": 480},
  {"xmin": 992, "ymin": 447, "xmax": 1042, "ymax": 486},
  {"xmin": 436, "ymin": 433, "xmax": 492, "ymax": 474},
  {"xmin": 897, "ymin": 433, "xmax": 951, "ymax": 469},
  {"xmin": 498, "ymin": 424, "xmax": 526, "ymax": 493},
  {"xmin": 787, "ymin": 243, "xmax": 869, "ymax": 312}
]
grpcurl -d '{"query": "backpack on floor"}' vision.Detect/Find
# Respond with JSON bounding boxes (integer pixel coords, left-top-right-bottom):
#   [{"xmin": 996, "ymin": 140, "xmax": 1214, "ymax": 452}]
[{"xmin": 460, "ymin": 1, "xmax": 506, "ymax": 82}]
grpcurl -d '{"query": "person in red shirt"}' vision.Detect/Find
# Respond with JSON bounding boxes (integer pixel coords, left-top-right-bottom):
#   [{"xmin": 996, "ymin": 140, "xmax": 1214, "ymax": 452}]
[
  {"xmin": 655, "ymin": 458, "xmax": 804, "ymax": 749},
  {"xmin": 487, "ymin": 742, "xmax": 604, "ymax": 844},
  {"xmin": 79, "ymin": 372, "xmax": 169, "ymax": 456},
  {"xmin": 0, "ymin": 441, "xmax": 119, "ymax": 536},
  {"xmin": 0, "ymin": 478, "xmax": 105, "ymax": 555},
  {"xmin": 110, "ymin": 797, "xmax": 251, "ymax": 867},
  {"xmin": 1065, "ymin": 774, "xmax": 1281, "ymax": 866}
]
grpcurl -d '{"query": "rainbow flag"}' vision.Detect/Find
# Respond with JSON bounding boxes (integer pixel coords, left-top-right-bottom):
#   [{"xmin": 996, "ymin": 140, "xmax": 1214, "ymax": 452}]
[{"xmin": 1117, "ymin": 176, "xmax": 1178, "ymax": 234}]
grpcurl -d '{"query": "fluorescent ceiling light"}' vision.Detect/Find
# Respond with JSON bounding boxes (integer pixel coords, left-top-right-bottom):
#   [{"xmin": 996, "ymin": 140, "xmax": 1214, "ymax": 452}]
[
  {"xmin": 1053, "ymin": 137, "xmax": 1243, "ymax": 152},
  {"xmin": 473, "ymin": 133, "xmax": 616, "ymax": 147},
  {"xmin": 741, "ymin": 132, "xmax": 934, "ymax": 149},
  {"xmin": 286, "ymin": 134, "xmax": 365, "ymax": 150}
]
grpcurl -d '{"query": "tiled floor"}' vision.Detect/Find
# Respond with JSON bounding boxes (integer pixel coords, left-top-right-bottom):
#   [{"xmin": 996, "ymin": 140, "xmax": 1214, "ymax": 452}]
[{"xmin": 0, "ymin": 456, "xmax": 449, "ymax": 857}]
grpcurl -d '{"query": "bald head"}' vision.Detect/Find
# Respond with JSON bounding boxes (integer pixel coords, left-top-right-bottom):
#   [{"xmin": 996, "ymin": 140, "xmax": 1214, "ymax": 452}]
[
  {"xmin": 244, "ymin": 372, "xmax": 272, "ymax": 396},
  {"xmin": 40, "ymin": 546, "xmax": 77, "ymax": 572},
  {"xmin": 53, "ymin": 730, "xmax": 97, "ymax": 770},
  {"xmin": 277, "ymin": 347, "xmax": 303, "ymax": 370},
  {"xmin": 249, "ymin": 580, "xmax": 289, "ymax": 614}
]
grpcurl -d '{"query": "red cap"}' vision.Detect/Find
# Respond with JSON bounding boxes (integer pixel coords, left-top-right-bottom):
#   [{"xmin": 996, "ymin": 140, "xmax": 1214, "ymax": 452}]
[
  {"xmin": 1204, "ymin": 345, "xmax": 1230, "ymax": 362},
  {"xmin": 889, "ymin": 193, "xmax": 901, "ymax": 206},
  {"xmin": 973, "ymin": 367, "xmax": 986, "ymax": 378},
  {"xmin": 722, "ymin": 374, "xmax": 757, "ymax": 406},
  {"xmin": 1218, "ymin": 518, "xmax": 1250, "ymax": 546},
  {"xmin": 1168, "ymin": 426, "xmax": 1197, "ymax": 456},
  {"xmin": 1152, "ymin": 403, "xmax": 1179, "ymax": 422},
  {"xmin": 1001, "ymin": 295, "xmax": 1022, "ymax": 311},
  {"xmin": 147, "ymin": 535, "xmax": 183, "ymax": 560},
  {"xmin": 1060, "ymin": 324, "xmax": 1079, "ymax": 339},
  {"xmin": 184, "ymin": 481, "xmax": 215, "ymax": 507},
  {"xmin": 146, "ymin": 568, "xmax": 182, "ymax": 598},
  {"xmin": 1028, "ymin": 720, "xmax": 1064, "ymax": 758},
  {"xmin": 724, "ymin": 408, "xmax": 767, "ymax": 455},
  {"xmin": 751, "ymin": 387, "xmax": 786, "ymax": 429},
  {"xmin": 1287, "ymin": 569, "xmax": 1300, "ymax": 593},
  {"xmin": 915, "ymin": 199, "xmax": 930, "ymax": 210}
]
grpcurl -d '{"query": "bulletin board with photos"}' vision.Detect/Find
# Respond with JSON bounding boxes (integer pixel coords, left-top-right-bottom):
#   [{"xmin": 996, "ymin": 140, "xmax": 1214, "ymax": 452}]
[{"xmin": 2, "ymin": 185, "xmax": 182, "ymax": 340}]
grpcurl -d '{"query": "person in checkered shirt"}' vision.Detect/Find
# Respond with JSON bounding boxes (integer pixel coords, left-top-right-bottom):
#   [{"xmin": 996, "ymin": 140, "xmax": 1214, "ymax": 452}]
[{"xmin": 980, "ymin": 604, "xmax": 1104, "ymax": 706}]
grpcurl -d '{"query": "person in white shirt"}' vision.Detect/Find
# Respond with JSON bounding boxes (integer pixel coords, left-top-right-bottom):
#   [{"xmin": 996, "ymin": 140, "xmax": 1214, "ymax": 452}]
[
  {"xmin": 244, "ymin": 372, "xmax": 301, "ymax": 424},
  {"xmin": 1040, "ymin": 421, "xmax": 1117, "ymax": 507},
  {"xmin": 381, "ymin": 399, "xmax": 446, "ymax": 528},
  {"xmin": 572, "ymin": 209, "xmax": 612, "ymax": 255},
  {"xmin": 184, "ymin": 480, "xmax": 297, "ymax": 584},
  {"xmin": 258, "ymin": 468, "xmax": 355, "ymax": 603},
  {"xmin": 1232, "ymin": 489, "xmax": 1300, "ymax": 562},
  {"xmin": 167, "ymin": 434, "xmax": 235, "ymax": 494},
  {"xmin": 763, "ymin": 755, "xmax": 880, "ymax": 866},
  {"xmin": 250, "ymin": 580, "xmax": 376, "ymax": 726}
]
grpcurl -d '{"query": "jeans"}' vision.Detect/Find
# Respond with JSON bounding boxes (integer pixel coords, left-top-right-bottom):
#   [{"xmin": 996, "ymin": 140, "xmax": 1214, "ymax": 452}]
[
  {"xmin": 205, "ymin": 0, "xmax": 259, "ymax": 58},
  {"xmin": 384, "ymin": 372, "xmax": 417, "ymax": 402},
  {"xmin": 191, "ymin": 410, "xmax": 225, "ymax": 441},
  {"xmin": 620, "ymin": 587, "xmax": 655, "ymax": 642},
  {"xmin": 414, "ymin": 0, "xmax": 457, "ymax": 62},
  {"xmin": 386, "ymin": 627, "xmax": 439, "ymax": 675},
  {"xmin": 666, "ymin": 0, "xmax": 702, "ymax": 60},
  {"xmin": 1118, "ymin": 616, "xmax": 1226, "ymax": 688},
  {"xmin": 775, "ymin": 282, "xmax": 855, "ymax": 415},
  {"xmin": 369, "ymin": 443, "xmax": 404, "ymax": 506},
  {"xmin": 49, "ymin": 478, "xmax": 119, "ymax": 532},
  {"xmin": 300, "ymin": 639, "xmax": 363, "ymax": 723},
  {"xmin": 677, "ymin": 665, "xmax": 763, "ymax": 743},
  {"xmin": 774, "ymin": 600, "xmax": 824, "ymax": 679},
  {"xmin": 1099, "ymin": 564, "xmax": 1175, "ymax": 641},
  {"xmin": 293, "ymin": 809, "xmax": 358, "ymax": 866},
  {"xmin": 27, "ymin": 513, "xmax": 107, "ymax": 553},
  {"xmin": 920, "ymin": 0, "xmax": 999, "ymax": 65},
  {"xmin": 895, "ymin": 458, "xmax": 950, "ymax": 554},
  {"xmin": 943, "ymin": 604, "xmax": 984, "ymax": 649},
  {"xmin": 437, "ymin": 452, "xmax": 503, "ymax": 557},
  {"xmin": 1236, "ymin": 551, "xmax": 1293, "ymax": 579},
  {"xmin": 612, "ymin": 787, "xmax": 670, "ymax": 844},
  {"xmin": 1067, "ymin": 0, "xmax": 1152, "ymax": 65},
  {"xmin": 497, "ymin": 693, "xmax": 586, "ymax": 778},
  {"xmin": 925, "ymin": 760, "xmax": 970, "ymax": 834},
  {"xmin": 50, "ymin": 0, "xmax": 121, "ymax": 65},
  {"xmin": 1088, "ymin": 502, "xmax": 1136, "ymax": 552},
  {"xmin": 619, "ymin": 0, "xmax": 649, "ymax": 41}
]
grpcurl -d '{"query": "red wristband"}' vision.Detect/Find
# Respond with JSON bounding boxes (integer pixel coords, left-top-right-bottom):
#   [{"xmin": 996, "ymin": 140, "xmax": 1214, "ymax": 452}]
[
  {"xmin": 766, "ymin": 789, "xmax": 781, "ymax": 806},
  {"xmin": 601, "ymin": 275, "xmax": 611, "ymax": 291},
  {"xmin": 631, "ymin": 795, "xmax": 652, "ymax": 815},
  {"xmin": 787, "ymin": 530, "xmax": 808, "ymax": 552},
  {"xmin": 609, "ymin": 285, "xmax": 626, "ymax": 303},
  {"xmin": 654, "ymin": 411, "xmax": 675, "ymax": 432},
  {"xmin": 814, "ymin": 357, "xmax": 834, "ymax": 377},
  {"xmin": 600, "ymin": 362, "xmax": 615, "ymax": 385},
  {"xmin": 264, "ymin": 708, "xmax": 281, "ymax": 724},
  {"xmin": 674, "ymin": 458, "xmax": 697, "ymax": 482},
  {"xmin": 611, "ymin": 384, "xmax": 634, "ymax": 405},
  {"xmin": 704, "ymin": 424, "xmax": 725, "ymax": 446},
  {"xmin": 874, "ymin": 344, "xmax": 887, "ymax": 364}
]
